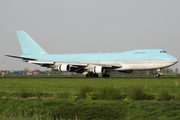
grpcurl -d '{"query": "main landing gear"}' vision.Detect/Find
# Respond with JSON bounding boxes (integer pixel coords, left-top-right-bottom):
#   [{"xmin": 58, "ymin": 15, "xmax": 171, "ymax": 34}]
[
  {"xmin": 102, "ymin": 73, "xmax": 110, "ymax": 77},
  {"xmin": 86, "ymin": 72, "xmax": 110, "ymax": 78},
  {"xmin": 156, "ymin": 69, "xmax": 161, "ymax": 77},
  {"xmin": 86, "ymin": 73, "xmax": 99, "ymax": 78}
]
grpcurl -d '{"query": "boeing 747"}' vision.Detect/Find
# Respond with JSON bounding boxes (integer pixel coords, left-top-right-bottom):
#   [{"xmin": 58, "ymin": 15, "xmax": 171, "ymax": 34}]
[{"xmin": 6, "ymin": 31, "xmax": 178, "ymax": 77}]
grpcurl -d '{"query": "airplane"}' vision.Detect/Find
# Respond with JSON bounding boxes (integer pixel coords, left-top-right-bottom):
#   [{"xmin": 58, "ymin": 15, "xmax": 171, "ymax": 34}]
[{"xmin": 6, "ymin": 31, "xmax": 178, "ymax": 77}]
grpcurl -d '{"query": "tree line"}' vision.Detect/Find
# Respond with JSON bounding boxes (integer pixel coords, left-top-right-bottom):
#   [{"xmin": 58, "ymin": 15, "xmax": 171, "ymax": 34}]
[{"xmin": 0, "ymin": 67, "xmax": 179, "ymax": 75}]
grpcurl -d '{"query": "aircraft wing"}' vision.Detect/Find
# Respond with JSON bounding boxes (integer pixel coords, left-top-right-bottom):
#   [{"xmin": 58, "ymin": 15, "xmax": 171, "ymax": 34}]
[
  {"xmin": 28, "ymin": 61, "xmax": 122, "ymax": 68},
  {"xmin": 28, "ymin": 61, "xmax": 88, "ymax": 67},
  {"xmin": 27, "ymin": 61, "xmax": 122, "ymax": 73},
  {"xmin": 90, "ymin": 63, "xmax": 122, "ymax": 68},
  {"xmin": 6, "ymin": 53, "xmax": 122, "ymax": 73}
]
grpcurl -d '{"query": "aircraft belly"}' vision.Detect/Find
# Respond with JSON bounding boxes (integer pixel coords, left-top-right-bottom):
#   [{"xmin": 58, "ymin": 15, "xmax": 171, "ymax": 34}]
[{"xmin": 115, "ymin": 61, "xmax": 176, "ymax": 71}]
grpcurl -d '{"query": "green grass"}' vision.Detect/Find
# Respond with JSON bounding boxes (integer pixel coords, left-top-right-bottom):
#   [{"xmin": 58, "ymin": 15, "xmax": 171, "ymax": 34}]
[
  {"xmin": 156, "ymin": 88, "xmax": 171, "ymax": 101},
  {"xmin": 98, "ymin": 86, "xmax": 121, "ymax": 100},
  {"xmin": 1, "ymin": 77, "xmax": 180, "ymax": 94},
  {"xmin": 1, "ymin": 77, "xmax": 180, "ymax": 119},
  {"xmin": 129, "ymin": 86, "xmax": 146, "ymax": 100},
  {"xmin": 18, "ymin": 86, "xmax": 29, "ymax": 98},
  {"xmin": 78, "ymin": 85, "xmax": 94, "ymax": 99},
  {"xmin": 34, "ymin": 87, "xmax": 42, "ymax": 99},
  {"xmin": 1, "ymin": 98, "xmax": 180, "ymax": 120}
]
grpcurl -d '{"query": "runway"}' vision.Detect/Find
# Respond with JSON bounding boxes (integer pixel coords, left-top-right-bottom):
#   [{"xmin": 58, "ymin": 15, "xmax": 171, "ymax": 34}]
[{"xmin": 1, "ymin": 77, "xmax": 180, "ymax": 79}]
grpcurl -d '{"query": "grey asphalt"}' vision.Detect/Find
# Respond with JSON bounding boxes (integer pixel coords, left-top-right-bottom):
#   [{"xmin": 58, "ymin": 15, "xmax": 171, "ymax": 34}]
[{"xmin": 1, "ymin": 77, "xmax": 180, "ymax": 79}]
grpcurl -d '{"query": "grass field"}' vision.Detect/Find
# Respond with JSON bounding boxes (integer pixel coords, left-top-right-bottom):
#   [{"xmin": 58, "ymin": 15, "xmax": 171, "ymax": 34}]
[
  {"xmin": 1, "ymin": 77, "xmax": 180, "ymax": 94},
  {"xmin": 1, "ymin": 99, "xmax": 180, "ymax": 120},
  {"xmin": 1, "ymin": 76, "xmax": 180, "ymax": 119}
]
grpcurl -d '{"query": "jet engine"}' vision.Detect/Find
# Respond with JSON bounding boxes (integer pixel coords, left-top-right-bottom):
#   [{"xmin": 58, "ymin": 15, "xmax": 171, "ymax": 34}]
[
  {"xmin": 92, "ymin": 66, "xmax": 105, "ymax": 74},
  {"xmin": 52, "ymin": 64, "xmax": 70, "ymax": 72},
  {"xmin": 58, "ymin": 64, "xmax": 70, "ymax": 72}
]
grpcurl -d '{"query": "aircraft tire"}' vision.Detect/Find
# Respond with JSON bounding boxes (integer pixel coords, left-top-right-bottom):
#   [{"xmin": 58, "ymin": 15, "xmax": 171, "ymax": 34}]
[
  {"xmin": 86, "ymin": 74, "xmax": 90, "ymax": 78},
  {"xmin": 90, "ymin": 74, "xmax": 93, "ymax": 77},
  {"xmin": 102, "ymin": 74, "xmax": 110, "ymax": 77},
  {"xmin": 156, "ymin": 74, "xmax": 160, "ymax": 78},
  {"xmin": 86, "ymin": 73, "xmax": 99, "ymax": 78},
  {"xmin": 94, "ymin": 74, "xmax": 99, "ymax": 77}
]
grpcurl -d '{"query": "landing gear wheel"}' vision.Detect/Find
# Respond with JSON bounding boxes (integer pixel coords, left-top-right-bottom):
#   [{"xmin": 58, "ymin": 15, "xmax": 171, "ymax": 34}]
[
  {"xmin": 94, "ymin": 74, "xmax": 99, "ymax": 77},
  {"xmin": 156, "ymin": 74, "xmax": 160, "ymax": 78},
  {"xmin": 86, "ymin": 73, "xmax": 99, "ymax": 78},
  {"xmin": 86, "ymin": 74, "xmax": 90, "ymax": 78},
  {"xmin": 156, "ymin": 69, "xmax": 161, "ymax": 78},
  {"xmin": 102, "ymin": 74, "xmax": 110, "ymax": 77}
]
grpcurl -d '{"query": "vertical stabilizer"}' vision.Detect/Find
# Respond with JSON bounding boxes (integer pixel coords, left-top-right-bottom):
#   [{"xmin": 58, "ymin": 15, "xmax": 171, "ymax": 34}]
[{"xmin": 16, "ymin": 31, "xmax": 48, "ymax": 55}]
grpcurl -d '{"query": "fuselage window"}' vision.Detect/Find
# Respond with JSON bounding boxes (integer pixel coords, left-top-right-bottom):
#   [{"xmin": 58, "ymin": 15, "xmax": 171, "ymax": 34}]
[{"xmin": 160, "ymin": 51, "xmax": 166, "ymax": 53}]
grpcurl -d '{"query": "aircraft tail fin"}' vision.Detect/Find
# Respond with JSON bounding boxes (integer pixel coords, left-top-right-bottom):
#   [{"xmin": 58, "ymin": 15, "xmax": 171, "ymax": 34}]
[{"xmin": 16, "ymin": 31, "xmax": 48, "ymax": 55}]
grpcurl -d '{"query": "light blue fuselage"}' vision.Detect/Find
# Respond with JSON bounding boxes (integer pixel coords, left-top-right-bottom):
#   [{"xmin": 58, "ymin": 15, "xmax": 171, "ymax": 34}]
[
  {"xmin": 21, "ymin": 49, "xmax": 177, "ymax": 62},
  {"xmin": 21, "ymin": 49, "xmax": 178, "ymax": 71}
]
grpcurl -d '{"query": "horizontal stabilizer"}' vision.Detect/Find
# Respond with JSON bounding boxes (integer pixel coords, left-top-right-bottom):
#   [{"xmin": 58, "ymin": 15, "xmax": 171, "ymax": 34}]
[{"xmin": 5, "ymin": 55, "xmax": 37, "ymax": 61}]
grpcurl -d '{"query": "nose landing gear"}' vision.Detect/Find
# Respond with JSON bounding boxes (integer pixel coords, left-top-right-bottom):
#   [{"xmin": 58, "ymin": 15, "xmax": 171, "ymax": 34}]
[{"xmin": 156, "ymin": 69, "xmax": 161, "ymax": 77}]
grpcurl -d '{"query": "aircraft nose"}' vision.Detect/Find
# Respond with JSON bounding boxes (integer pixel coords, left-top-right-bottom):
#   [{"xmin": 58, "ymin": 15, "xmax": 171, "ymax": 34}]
[
  {"xmin": 171, "ymin": 56, "xmax": 178, "ymax": 64},
  {"xmin": 165, "ymin": 54, "xmax": 178, "ymax": 65},
  {"xmin": 174, "ymin": 58, "xmax": 178, "ymax": 63}
]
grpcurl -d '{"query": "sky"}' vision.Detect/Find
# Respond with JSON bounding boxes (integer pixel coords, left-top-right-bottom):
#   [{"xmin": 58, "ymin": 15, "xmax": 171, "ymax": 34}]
[{"xmin": 0, "ymin": 0, "xmax": 180, "ymax": 71}]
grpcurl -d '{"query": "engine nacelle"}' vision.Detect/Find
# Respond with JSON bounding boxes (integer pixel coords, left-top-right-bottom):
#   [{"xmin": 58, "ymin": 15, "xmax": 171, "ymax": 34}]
[
  {"xmin": 52, "ymin": 64, "xmax": 70, "ymax": 72},
  {"xmin": 58, "ymin": 64, "xmax": 70, "ymax": 72},
  {"xmin": 92, "ymin": 66, "xmax": 105, "ymax": 74}
]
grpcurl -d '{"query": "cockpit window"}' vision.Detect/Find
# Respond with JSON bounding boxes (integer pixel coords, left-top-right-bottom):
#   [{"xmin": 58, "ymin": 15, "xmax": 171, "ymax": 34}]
[{"xmin": 160, "ymin": 51, "xmax": 166, "ymax": 53}]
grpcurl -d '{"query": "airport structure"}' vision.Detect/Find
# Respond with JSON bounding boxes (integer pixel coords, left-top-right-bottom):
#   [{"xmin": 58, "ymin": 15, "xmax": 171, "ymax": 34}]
[
  {"xmin": 2, "ymin": 61, "xmax": 4, "ymax": 77},
  {"xmin": 6, "ymin": 31, "xmax": 178, "ymax": 77}
]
